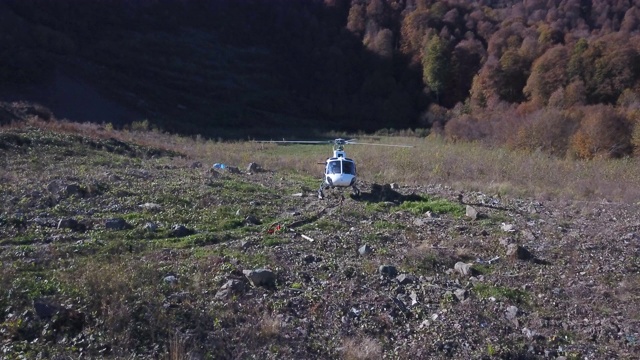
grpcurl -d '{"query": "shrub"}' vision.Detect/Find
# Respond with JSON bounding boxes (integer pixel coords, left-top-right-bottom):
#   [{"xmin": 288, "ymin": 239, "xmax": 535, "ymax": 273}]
[
  {"xmin": 444, "ymin": 114, "xmax": 487, "ymax": 142},
  {"xmin": 508, "ymin": 108, "xmax": 578, "ymax": 157},
  {"xmin": 568, "ymin": 105, "xmax": 632, "ymax": 159}
]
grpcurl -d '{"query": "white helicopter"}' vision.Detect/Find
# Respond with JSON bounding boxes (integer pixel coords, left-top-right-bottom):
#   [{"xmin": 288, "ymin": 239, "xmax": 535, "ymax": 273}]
[{"xmin": 258, "ymin": 138, "xmax": 412, "ymax": 199}]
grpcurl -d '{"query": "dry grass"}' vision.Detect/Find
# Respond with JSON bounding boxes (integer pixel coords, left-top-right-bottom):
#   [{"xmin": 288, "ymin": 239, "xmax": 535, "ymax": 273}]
[
  {"xmin": 5, "ymin": 117, "xmax": 640, "ymax": 203},
  {"xmin": 258, "ymin": 313, "xmax": 283, "ymax": 338},
  {"xmin": 342, "ymin": 336, "xmax": 383, "ymax": 360}
]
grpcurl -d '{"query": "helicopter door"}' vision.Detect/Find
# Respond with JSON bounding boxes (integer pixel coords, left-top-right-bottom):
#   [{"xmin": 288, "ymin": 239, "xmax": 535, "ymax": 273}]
[{"xmin": 342, "ymin": 160, "xmax": 355, "ymax": 175}]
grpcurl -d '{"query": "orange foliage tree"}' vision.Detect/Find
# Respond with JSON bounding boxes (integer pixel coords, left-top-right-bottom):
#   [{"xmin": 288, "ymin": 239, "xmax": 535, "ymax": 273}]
[{"xmin": 569, "ymin": 105, "xmax": 633, "ymax": 159}]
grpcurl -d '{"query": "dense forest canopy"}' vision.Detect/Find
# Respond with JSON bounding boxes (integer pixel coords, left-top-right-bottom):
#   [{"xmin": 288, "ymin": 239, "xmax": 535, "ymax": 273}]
[{"xmin": 1, "ymin": 0, "xmax": 640, "ymax": 157}]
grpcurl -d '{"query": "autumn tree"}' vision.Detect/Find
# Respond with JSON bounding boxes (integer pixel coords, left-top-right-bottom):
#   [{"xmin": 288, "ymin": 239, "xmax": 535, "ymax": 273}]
[
  {"xmin": 569, "ymin": 105, "xmax": 633, "ymax": 159},
  {"xmin": 422, "ymin": 34, "xmax": 450, "ymax": 103},
  {"xmin": 524, "ymin": 45, "xmax": 569, "ymax": 106}
]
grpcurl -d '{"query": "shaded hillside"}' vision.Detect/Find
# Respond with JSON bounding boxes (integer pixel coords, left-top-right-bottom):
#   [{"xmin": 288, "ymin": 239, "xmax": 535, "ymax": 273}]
[
  {"xmin": 1, "ymin": 0, "xmax": 640, "ymax": 153},
  {"xmin": 0, "ymin": 0, "xmax": 426, "ymax": 137}
]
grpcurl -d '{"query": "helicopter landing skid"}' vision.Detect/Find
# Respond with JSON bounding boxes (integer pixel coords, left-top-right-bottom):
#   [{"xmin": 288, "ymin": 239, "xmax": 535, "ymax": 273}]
[{"xmin": 318, "ymin": 185, "xmax": 360, "ymax": 200}]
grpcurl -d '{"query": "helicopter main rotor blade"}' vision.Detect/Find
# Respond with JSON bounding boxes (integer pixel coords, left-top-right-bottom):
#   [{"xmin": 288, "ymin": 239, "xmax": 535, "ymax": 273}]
[
  {"xmin": 254, "ymin": 139, "xmax": 413, "ymax": 148},
  {"xmin": 347, "ymin": 142, "xmax": 413, "ymax": 148},
  {"xmin": 254, "ymin": 140, "xmax": 332, "ymax": 144}
]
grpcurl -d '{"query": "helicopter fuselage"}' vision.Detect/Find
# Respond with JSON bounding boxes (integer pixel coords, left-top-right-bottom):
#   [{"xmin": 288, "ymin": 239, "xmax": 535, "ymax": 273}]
[{"xmin": 318, "ymin": 148, "xmax": 360, "ymax": 199}]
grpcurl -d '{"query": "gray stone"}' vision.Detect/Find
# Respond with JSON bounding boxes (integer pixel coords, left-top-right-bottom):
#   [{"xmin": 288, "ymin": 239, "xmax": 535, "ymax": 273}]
[
  {"xmin": 247, "ymin": 162, "xmax": 261, "ymax": 172},
  {"xmin": 139, "ymin": 202, "xmax": 162, "ymax": 211},
  {"xmin": 466, "ymin": 205, "xmax": 478, "ymax": 220},
  {"xmin": 501, "ymin": 223, "xmax": 516, "ymax": 232},
  {"xmin": 33, "ymin": 298, "xmax": 61, "ymax": 319},
  {"xmin": 358, "ymin": 244, "xmax": 373, "ymax": 256},
  {"xmin": 505, "ymin": 305, "xmax": 519, "ymax": 320},
  {"xmin": 390, "ymin": 183, "xmax": 399, "ymax": 190},
  {"xmin": 245, "ymin": 215, "xmax": 261, "ymax": 225},
  {"xmin": 164, "ymin": 275, "xmax": 178, "ymax": 285},
  {"xmin": 379, "ymin": 265, "xmax": 398, "ymax": 277},
  {"xmin": 57, "ymin": 218, "xmax": 79, "ymax": 231},
  {"xmin": 410, "ymin": 291, "xmax": 418, "ymax": 305},
  {"xmin": 46, "ymin": 181, "xmax": 62, "ymax": 194},
  {"xmin": 522, "ymin": 230, "xmax": 536, "ymax": 241},
  {"xmin": 143, "ymin": 222, "xmax": 158, "ymax": 232},
  {"xmin": 65, "ymin": 184, "xmax": 81, "ymax": 197},
  {"xmin": 454, "ymin": 262, "xmax": 474, "ymax": 276},
  {"xmin": 215, "ymin": 279, "xmax": 246, "ymax": 299},
  {"xmin": 105, "ymin": 218, "xmax": 130, "ymax": 231},
  {"xmin": 396, "ymin": 274, "xmax": 417, "ymax": 285},
  {"xmin": 243, "ymin": 269, "xmax": 276, "ymax": 287},
  {"xmin": 454, "ymin": 288, "xmax": 467, "ymax": 301},
  {"xmin": 171, "ymin": 224, "xmax": 194, "ymax": 237},
  {"xmin": 506, "ymin": 244, "xmax": 533, "ymax": 261},
  {"xmin": 413, "ymin": 218, "xmax": 426, "ymax": 226}
]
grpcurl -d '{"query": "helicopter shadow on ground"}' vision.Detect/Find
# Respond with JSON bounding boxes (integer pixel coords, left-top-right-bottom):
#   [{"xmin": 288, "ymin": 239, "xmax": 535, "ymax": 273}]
[{"xmin": 351, "ymin": 183, "xmax": 423, "ymax": 204}]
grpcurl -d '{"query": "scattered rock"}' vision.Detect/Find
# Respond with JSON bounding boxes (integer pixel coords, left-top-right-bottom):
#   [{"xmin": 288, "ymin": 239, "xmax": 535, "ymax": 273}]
[
  {"xmin": 379, "ymin": 264, "xmax": 398, "ymax": 277},
  {"xmin": 247, "ymin": 162, "xmax": 262, "ymax": 172},
  {"xmin": 466, "ymin": 205, "xmax": 478, "ymax": 220},
  {"xmin": 454, "ymin": 262, "xmax": 475, "ymax": 276},
  {"xmin": 143, "ymin": 222, "xmax": 158, "ymax": 232},
  {"xmin": 396, "ymin": 273, "xmax": 417, "ymax": 285},
  {"xmin": 390, "ymin": 183, "xmax": 399, "ymax": 190},
  {"xmin": 65, "ymin": 184, "xmax": 81, "ymax": 197},
  {"xmin": 171, "ymin": 224, "xmax": 194, "ymax": 237},
  {"xmin": 522, "ymin": 229, "xmax": 536, "ymax": 241},
  {"xmin": 46, "ymin": 180, "xmax": 62, "ymax": 194},
  {"xmin": 454, "ymin": 288, "xmax": 467, "ymax": 301},
  {"xmin": 226, "ymin": 166, "xmax": 241, "ymax": 174},
  {"xmin": 243, "ymin": 269, "xmax": 276, "ymax": 287},
  {"xmin": 501, "ymin": 223, "xmax": 516, "ymax": 232},
  {"xmin": 215, "ymin": 279, "xmax": 246, "ymax": 299},
  {"xmin": 105, "ymin": 218, "xmax": 131, "ymax": 231},
  {"xmin": 506, "ymin": 243, "xmax": 533, "ymax": 261},
  {"xmin": 240, "ymin": 239, "xmax": 253, "ymax": 249},
  {"xmin": 57, "ymin": 218, "xmax": 80, "ymax": 231},
  {"xmin": 164, "ymin": 275, "xmax": 178, "ymax": 285},
  {"xmin": 505, "ymin": 305, "xmax": 518, "ymax": 320},
  {"xmin": 244, "ymin": 215, "xmax": 261, "ymax": 225},
  {"xmin": 413, "ymin": 218, "xmax": 426, "ymax": 226},
  {"xmin": 139, "ymin": 202, "xmax": 162, "ymax": 211},
  {"xmin": 358, "ymin": 244, "xmax": 373, "ymax": 255},
  {"xmin": 33, "ymin": 298, "xmax": 62, "ymax": 319}
]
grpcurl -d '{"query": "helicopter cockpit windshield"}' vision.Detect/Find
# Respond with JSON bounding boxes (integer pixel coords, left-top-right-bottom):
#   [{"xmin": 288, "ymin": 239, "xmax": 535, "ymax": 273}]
[{"xmin": 328, "ymin": 160, "xmax": 341, "ymax": 174}]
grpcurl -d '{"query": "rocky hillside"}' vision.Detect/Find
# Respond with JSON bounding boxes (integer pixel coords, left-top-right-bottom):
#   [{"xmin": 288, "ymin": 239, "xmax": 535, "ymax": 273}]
[{"xmin": 0, "ymin": 127, "xmax": 639, "ymax": 359}]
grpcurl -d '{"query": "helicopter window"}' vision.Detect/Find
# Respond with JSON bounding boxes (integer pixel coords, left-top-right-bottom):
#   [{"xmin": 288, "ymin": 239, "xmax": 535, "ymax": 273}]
[
  {"xmin": 342, "ymin": 161, "xmax": 355, "ymax": 175},
  {"xmin": 328, "ymin": 161, "xmax": 341, "ymax": 174}
]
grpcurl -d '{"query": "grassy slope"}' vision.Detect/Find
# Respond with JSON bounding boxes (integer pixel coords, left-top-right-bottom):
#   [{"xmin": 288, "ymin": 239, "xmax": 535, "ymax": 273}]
[{"xmin": 1, "ymin": 123, "xmax": 640, "ymax": 358}]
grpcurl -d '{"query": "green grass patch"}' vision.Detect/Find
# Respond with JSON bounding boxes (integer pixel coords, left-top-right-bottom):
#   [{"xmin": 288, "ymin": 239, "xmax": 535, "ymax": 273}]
[
  {"xmin": 473, "ymin": 283, "xmax": 528, "ymax": 304},
  {"xmin": 399, "ymin": 196, "xmax": 465, "ymax": 217},
  {"xmin": 263, "ymin": 236, "xmax": 289, "ymax": 247},
  {"xmin": 373, "ymin": 220, "xmax": 406, "ymax": 230}
]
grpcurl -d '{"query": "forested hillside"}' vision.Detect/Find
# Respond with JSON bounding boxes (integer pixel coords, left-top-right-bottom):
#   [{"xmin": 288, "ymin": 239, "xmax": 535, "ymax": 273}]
[{"xmin": 1, "ymin": 0, "xmax": 640, "ymax": 157}]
